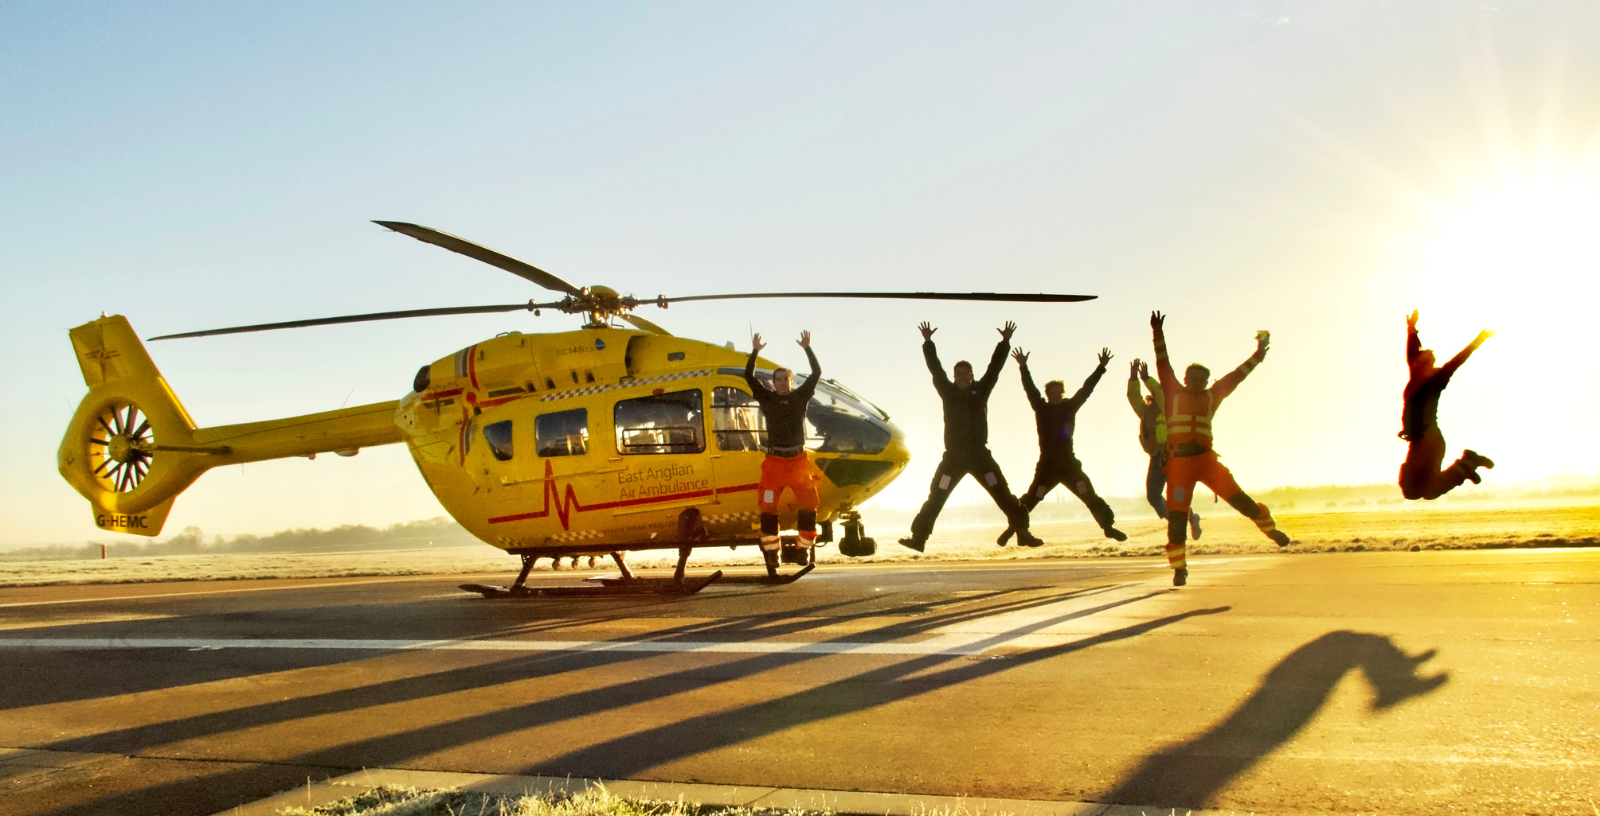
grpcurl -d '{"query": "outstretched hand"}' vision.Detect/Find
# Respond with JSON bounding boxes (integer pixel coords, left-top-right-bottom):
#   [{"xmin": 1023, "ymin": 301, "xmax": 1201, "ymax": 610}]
[
  {"xmin": 1128, "ymin": 360, "xmax": 1140, "ymax": 380},
  {"xmin": 798, "ymin": 330, "xmax": 811, "ymax": 348},
  {"xmin": 1097, "ymin": 347, "xmax": 1113, "ymax": 367},
  {"xmin": 1011, "ymin": 347, "xmax": 1029, "ymax": 367},
  {"xmin": 998, "ymin": 321, "xmax": 1017, "ymax": 342},
  {"xmin": 1139, "ymin": 361, "xmax": 1149, "ymax": 380},
  {"xmin": 1406, "ymin": 310, "xmax": 1420, "ymax": 329},
  {"xmin": 1151, "ymin": 311, "xmax": 1165, "ymax": 331},
  {"xmin": 918, "ymin": 321, "xmax": 936, "ymax": 341},
  {"xmin": 1256, "ymin": 331, "xmax": 1271, "ymax": 355},
  {"xmin": 751, "ymin": 333, "xmax": 765, "ymax": 354},
  {"xmin": 1472, "ymin": 329, "xmax": 1495, "ymax": 347}
]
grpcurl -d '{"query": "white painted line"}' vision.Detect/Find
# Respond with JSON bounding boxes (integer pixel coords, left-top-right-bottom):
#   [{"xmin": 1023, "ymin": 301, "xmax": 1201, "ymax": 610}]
[
  {"xmin": 0, "ymin": 576, "xmax": 441, "ymax": 609},
  {"xmin": 0, "ymin": 634, "xmax": 1014, "ymax": 657}
]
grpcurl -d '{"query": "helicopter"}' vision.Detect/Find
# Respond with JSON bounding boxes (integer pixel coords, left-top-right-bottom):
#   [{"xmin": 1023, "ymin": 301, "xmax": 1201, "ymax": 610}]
[{"xmin": 57, "ymin": 221, "xmax": 1094, "ymax": 597}]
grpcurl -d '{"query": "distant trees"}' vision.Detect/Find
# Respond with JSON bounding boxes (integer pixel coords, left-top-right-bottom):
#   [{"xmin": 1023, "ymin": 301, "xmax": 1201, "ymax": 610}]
[{"xmin": 1, "ymin": 518, "xmax": 480, "ymax": 561}]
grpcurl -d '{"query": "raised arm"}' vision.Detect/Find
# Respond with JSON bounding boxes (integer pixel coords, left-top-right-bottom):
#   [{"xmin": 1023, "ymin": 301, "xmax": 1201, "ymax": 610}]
[
  {"xmin": 920, "ymin": 322, "xmax": 951, "ymax": 394},
  {"xmin": 1442, "ymin": 329, "xmax": 1493, "ymax": 376},
  {"xmin": 1406, "ymin": 310, "xmax": 1422, "ymax": 365},
  {"xmin": 744, "ymin": 334, "xmax": 769, "ymax": 395},
  {"xmin": 1212, "ymin": 331, "xmax": 1269, "ymax": 402},
  {"xmin": 1070, "ymin": 348, "xmax": 1111, "ymax": 408},
  {"xmin": 977, "ymin": 321, "xmax": 1016, "ymax": 396},
  {"xmin": 1015, "ymin": 348, "xmax": 1043, "ymax": 409},
  {"xmin": 1126, "ymin": 360, "xmax": 1145, "ymax": 416},
  {"xmin": 795, "ymin": 334, "xmax": 822, "ymax": 398},
  {"xmin": 1151, "ymin": 311, "xmax": 1176, "ymax": 393}
]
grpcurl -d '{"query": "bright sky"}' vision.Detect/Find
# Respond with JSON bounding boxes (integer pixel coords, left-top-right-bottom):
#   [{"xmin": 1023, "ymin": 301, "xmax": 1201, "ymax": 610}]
[{"xmin": 5, "ymin": 2, "xmax": 1599, "ymax": 547}]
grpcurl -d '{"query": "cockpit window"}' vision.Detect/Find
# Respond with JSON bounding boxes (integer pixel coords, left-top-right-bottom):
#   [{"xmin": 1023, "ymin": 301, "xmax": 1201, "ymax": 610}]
[
  {"xmin": 483, "ymin": 420, "xmax": 514, "ymax": 462},
  {"xmin": 535, "ymin": 408, "xmax": 588, "ymax": 457},
  {"xmin": 615, "ymin": 389, "xmax": 705, "ymax": 455},
  {"xmin": 714, "ymin": 369, "xmax": 892, "ymax": 455}
]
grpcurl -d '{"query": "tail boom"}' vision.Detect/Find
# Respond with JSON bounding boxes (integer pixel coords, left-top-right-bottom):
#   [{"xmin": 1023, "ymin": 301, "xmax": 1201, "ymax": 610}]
[{"xmin": 58, "ymin": 315, "xmax": 405, "ymax": 536}]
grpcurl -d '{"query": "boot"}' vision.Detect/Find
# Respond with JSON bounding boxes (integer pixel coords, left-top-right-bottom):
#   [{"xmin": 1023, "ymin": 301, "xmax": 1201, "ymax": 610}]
[
  {"xmin": 1104, "ymin": 526, "xmax": 1128, "ymax": 542},
  {"xmin": 996, "ymin": 526, "xmax": 1016, "ymax": 547},
  {"xmin": 898, "ymin": 537, "xmax": 926, "ymax": 553},
  {"xmin": 1016, "ymin": 530, "xmax": 1044, "ymax": 548},
  {"xmin": 1172, "ymin": 567, "xmax": 1188, "ymax": 587}
]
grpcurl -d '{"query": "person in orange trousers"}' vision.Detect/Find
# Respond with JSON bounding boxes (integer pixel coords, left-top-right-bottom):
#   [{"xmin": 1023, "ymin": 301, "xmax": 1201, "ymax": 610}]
[
  {"xmin": 1398, "ymin": 310, "xmax": 1494, "ymax": 500},
  {"xmin": 1151, "ymin": 311, "xmax": 1291, "ymax": 586},
  {"xmin": 746, "ymin": 330, "xmax": 823, "ymax": 576}
]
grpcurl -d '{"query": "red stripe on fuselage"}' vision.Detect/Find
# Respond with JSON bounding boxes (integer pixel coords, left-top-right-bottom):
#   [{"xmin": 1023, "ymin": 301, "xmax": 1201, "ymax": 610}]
[{"xmin": 488, "ymin": 470, "xmax": 762, "ymax": 527}]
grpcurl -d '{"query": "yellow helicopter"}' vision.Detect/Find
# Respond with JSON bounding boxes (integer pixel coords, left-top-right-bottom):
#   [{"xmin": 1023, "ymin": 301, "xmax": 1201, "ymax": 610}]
[{"xmin": 57, "ymin": 221, "xmax": 1094, "ymax": 596}]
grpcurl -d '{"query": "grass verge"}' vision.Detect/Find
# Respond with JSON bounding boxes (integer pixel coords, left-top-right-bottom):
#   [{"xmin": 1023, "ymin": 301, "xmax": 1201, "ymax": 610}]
[{"xmin": 278, "ymin": 784, "xmax": 831, "ymax": 816}]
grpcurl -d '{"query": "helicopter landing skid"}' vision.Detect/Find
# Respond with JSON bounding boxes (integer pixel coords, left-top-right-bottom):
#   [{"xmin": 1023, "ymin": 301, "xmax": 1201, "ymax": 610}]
[
  {"xmin": 716, "ymin": 563, "xmax": 815, "ymax": 585},
  {"xmin": 460, "ymin": 570, "xmax": 722, "ymax": 599}
]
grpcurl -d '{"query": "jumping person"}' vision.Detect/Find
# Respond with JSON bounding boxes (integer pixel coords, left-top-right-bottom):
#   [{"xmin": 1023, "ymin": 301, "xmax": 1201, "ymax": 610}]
[
  {"xmin": 746, "ymin": 330, "xmax": 823, "ymax": 576},
  {"xmin": 1128, "ymin": 360, "xmax": 1200, "ymax": 538},
  {"xmin": 900, "ymin": 321, "xmax": 1041, "ymax": 551},
  {"xmin": 1151, "ymin": 311, "xmax": 1290, "ymax": 586},
  {"xmin": 1399, "ymin": 310, "xmax": 1494, "ymax": 500},
  {"xmin": 999, "ymin": 346, "xmax": 1127, "ymax": 544}
]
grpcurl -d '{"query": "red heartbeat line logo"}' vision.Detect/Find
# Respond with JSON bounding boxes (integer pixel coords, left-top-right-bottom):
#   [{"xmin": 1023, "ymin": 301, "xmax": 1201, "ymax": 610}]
[{"xmin": 487, "ymin": 461, "xmax": 755, "ymax": 528}]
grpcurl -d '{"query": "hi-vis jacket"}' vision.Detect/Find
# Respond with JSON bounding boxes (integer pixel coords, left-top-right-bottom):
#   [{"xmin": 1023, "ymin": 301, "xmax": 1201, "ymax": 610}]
[
  {"xmin": 1126, "ymin": 375, "xmax": 1166, "ymax": 455},
  {"xmin": 1153, "ymin": 329, "xmax": 1265, "ymax": 455}
]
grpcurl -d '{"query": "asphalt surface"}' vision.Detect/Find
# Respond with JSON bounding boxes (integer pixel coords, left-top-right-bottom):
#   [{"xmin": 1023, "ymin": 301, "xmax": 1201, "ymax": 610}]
[{"xmin": 0, "ymin": 549, "xmax": 1595, "ymax": 816}]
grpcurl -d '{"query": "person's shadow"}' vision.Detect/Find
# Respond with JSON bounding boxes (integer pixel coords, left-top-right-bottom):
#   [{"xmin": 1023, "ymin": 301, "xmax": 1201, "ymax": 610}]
[{"xmin": 1104, "ymin": 630, "xmax": 1448, "ymax": 809}]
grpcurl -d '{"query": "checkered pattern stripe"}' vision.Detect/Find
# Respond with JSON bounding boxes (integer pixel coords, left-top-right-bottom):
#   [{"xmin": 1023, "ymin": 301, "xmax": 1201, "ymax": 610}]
[
  {"xmin": 703, "ymin": 511, "xmax": 758, "ymax": 525},
  {"xmin": 546, "ymin": 529, "xmax": 605, "ymax": 543},
  {"xmin": 540, "ymin": 369, "xmax": 715, "ymax": 402}
]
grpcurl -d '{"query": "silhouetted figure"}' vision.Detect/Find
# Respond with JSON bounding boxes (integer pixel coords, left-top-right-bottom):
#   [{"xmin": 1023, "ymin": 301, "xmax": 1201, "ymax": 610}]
[
  {"xmin": 746, "ymin": 330, "xmax": 823, "ymax": 575},
  {"xmin": 1127, "ymin": 359, "xmax": 1201, "ymax": 537},
  {"xmin": 1000, "ymin": 347, "xmax": 1126, "ymax": 545},
  {"xmin": 1104, "ymin": 631, "xmax": 1447, "ymax": 810},
  {"xmin": 901, "ymin": 321, "xmax": 1040, "ymax": 551},
  {"xmin": 1151, "ymin": 311, "xmax": 1290, "ymax": 586},
  {"xmin": 1399, "ymin": 310, "xmax": 1494, "ymax": 500}
]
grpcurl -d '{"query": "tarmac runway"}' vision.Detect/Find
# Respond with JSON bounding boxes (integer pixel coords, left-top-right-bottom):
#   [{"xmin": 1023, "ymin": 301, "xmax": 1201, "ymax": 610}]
[{"xmin": 0, "ymin": 549, "xmax": 1595, "ymax": 816}]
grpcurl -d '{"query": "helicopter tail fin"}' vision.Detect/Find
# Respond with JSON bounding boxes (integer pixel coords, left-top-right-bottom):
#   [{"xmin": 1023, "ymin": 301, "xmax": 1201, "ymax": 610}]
[
  {"xmin": 58, "ymin": 315, "xmax": 203, "ymax": 536},
  {"xmin": 57, "ymin": 315, "xmax": 405, "ymax": 537}
]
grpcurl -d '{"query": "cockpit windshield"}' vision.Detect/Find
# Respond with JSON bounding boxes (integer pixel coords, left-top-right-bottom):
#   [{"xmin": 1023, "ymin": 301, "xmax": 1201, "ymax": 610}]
[{"xmin": 715, "ymin": 368, "xmax": 894, "ymax": 454}]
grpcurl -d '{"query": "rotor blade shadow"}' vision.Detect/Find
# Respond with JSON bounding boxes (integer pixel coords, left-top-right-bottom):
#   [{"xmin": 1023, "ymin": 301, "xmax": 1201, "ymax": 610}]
[{"xmin": 1100, "ymin": 630, "xmax": 1448, "ymax": 810}]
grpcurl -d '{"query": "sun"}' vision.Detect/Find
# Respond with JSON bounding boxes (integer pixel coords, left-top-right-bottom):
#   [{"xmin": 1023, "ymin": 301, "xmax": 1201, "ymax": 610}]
[{"xmin": 1410, "ymin": 175, "xmax": 1600, "ymax": 323}]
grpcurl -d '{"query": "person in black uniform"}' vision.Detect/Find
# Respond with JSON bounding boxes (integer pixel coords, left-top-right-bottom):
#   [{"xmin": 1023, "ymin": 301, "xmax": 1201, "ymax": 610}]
[
  {"xmin": 1000, "ymin": 346, "xmax": 1127, "ymax": 545},
  {"xmin": 1399, "ymin": 310, "xmax": 1494, "ymax": 499},
  {"xmin": 900, "ymin": 321, "xmax": 1041, "ymax": 551},
  {"xmin": 747, "ymin": 331, "xmax": 823, "ymax": 574}
]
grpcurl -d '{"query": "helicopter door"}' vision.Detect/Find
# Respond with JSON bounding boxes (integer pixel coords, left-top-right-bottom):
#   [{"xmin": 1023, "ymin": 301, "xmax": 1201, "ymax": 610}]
[
  {"xmin": 609, "ymin": 388, "xmax": 715, "ymax": 519},
  {"xmin": 709, "ymin": 384, "xmax": 766, "ymax": 502}
]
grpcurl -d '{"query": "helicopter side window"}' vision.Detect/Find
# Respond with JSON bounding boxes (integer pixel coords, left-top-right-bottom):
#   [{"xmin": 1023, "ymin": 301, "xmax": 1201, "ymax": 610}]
[
  {"xmin": 535, "ymin": 408, "xmax": 589, "ymax": 458},
  {"xmin": 712, "ymin": 386, "xmax": 766, "ymax": 452},
  {"xmin": 482, "ymin": 420, "xmax": 514, "ymax": 462},
  {"xmin": 614, "ymin": 389, "xmax": 705, "ymax": 455}
]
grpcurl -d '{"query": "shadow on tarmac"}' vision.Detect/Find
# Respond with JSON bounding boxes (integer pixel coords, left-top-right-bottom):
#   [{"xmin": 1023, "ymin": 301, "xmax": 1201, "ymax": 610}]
[
  {"xmin": 1102, "ymin": 630, "xmax": 1448, "ymax": 810},
  {"xmin": 22, "ymin": 581, "xmax": 1214, "ymax": 816}
]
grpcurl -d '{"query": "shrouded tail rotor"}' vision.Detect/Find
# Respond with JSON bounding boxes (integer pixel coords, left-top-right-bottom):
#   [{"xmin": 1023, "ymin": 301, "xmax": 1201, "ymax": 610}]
[{"xmin": 88, "ymin": 401, "xmax": 155, "ymax": 494}]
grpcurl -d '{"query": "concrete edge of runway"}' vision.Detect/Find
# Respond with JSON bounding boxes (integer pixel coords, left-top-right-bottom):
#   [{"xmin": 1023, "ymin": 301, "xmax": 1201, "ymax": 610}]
[
  {"xmin": 1, "ymin": 747, "xmax": 1251, "ymax": 816},
  {"xmin": 207, "ymin": 761, "xmax": 1254, "ymax": 816}
]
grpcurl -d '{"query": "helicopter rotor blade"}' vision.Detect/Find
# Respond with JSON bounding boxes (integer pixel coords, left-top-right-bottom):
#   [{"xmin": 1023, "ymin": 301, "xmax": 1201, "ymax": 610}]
[
  {"xmin": 617, "ymin": 313, "xmax": 673, "ymax": 336},
  {"xmin": 656, "ymin": 291, "xmax": 1096, "ymax": 306},
  {"xmin": 147, "ymin": 302, "xmax": 563, "ymax": 341},
  {"xmin": 374, "ymin": 221, "xmax": 584, "ymax": 296}
]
